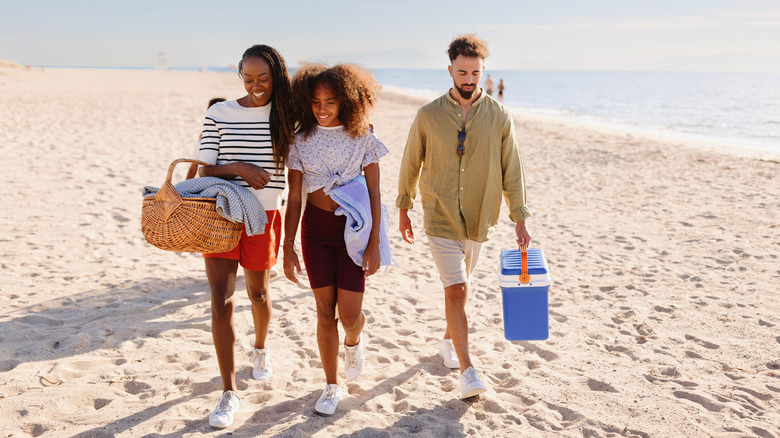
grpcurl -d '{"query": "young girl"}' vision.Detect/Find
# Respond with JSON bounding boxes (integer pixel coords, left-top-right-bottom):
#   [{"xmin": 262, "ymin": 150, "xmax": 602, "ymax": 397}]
[
  {"xmin": 283, "ymin": 63, "xmax": 389, "ymax": 415},
  {"xmin": 198, "ymin": 44, "xmax": 294, "ymax": 428}
]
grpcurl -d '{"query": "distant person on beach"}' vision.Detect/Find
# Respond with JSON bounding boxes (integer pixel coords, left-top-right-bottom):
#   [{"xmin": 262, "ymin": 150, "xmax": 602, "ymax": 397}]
[
  {"xmin": 186, "ymin": 97, "xmax": 226, "ymax": 180},
  {"xmin": 197, "ymin": 44, "xmax": 295, "ymax": 429},
  {"xmin": 283, "ymin": 63, "xmax": 390, "ymax": 416},
  {"xmin": 484, "ymin": 74, "xmax": 494, "ymax": 96},
  {"xmin": 397, "ymin": 34, "xmax": 532, "ymax": 399},
  {"xmin": 497, "ymin": 78, "xmax": 505, "ymax": 101}
]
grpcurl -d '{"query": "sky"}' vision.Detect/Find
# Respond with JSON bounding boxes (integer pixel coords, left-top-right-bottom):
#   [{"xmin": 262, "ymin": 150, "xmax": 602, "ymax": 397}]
[{"xmin": 2, "ymin": 0, "xmax": 780, "ymax": 72}]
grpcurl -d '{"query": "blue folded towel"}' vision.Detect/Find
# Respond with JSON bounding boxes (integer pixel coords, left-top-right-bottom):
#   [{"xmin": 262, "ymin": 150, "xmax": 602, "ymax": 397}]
[{"xmin": 329, "ymin": 175, "xmax": 395, "ymax": 268}]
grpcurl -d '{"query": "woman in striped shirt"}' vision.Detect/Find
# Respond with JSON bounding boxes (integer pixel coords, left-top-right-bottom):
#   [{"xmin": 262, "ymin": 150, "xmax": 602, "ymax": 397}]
[{"xmin": 197, "ymin": 44, "xmax": 295, "ymax": 429}]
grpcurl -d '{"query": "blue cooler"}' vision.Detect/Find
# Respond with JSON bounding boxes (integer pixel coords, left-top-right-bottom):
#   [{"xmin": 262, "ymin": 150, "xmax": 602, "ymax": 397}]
[{"xmin": 498, "ymin": 248, "xmax": 551, "ymax": 341}]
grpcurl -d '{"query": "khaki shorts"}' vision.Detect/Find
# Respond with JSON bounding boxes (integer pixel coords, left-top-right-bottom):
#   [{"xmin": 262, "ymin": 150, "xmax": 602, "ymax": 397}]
[{"xmin": 427, "ymin": 235, "xmax": 484, "ymax": 288}]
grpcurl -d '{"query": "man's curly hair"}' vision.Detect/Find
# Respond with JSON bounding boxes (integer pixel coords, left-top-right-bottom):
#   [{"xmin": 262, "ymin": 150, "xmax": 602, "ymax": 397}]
[
  {"xmin": 292, "ymin": 63, "xmax": 380, "ymax": 138},
  {"xmin": 447, "ymin": 34, "xmax": 490, "ymax": 61}
]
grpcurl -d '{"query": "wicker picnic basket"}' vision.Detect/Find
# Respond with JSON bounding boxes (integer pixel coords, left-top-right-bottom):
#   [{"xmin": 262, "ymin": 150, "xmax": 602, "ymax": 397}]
[{"xmin": 141, "ymin": 158, "xmax": 243, "ymax": 253}]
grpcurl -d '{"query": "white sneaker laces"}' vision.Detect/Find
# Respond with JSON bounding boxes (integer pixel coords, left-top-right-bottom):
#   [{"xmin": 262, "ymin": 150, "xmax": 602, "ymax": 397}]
[
  {"xmin": 463, "ymin": 368, "xmax": 480, "ymax": 383},
  {"xmin": 253, "ymin": 349, "xmax": 267, "ymax": 368},
  {"xmin": 323, "ymin": 385, "xmax": 339, "ymax": 400},
  {"xmin": 344, "ymin": 346, "xmax": 357, "ymax": 369},
  {"xmin": 216, "ymin": 392, "xmax": 234, "ymax": 412}
]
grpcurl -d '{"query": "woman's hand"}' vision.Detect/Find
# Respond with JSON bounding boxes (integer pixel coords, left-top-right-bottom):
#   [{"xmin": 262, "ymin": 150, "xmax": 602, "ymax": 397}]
[
  {"xmin": 283, "ymin": 241, "xmax": 302, "ymax": 284},
  {"xmin": 240, "ymin": 163, "xmax": 272, "ymax": 189},
  {"xmin": 362, "ymin": 240, "xmax": 381, "ymax": 277}
]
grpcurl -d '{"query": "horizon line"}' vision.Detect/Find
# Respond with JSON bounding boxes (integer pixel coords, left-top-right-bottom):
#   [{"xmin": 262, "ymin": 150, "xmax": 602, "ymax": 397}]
[{"xmin": 22, "ymin": 64, "xmax": 780, "ymax": 75}]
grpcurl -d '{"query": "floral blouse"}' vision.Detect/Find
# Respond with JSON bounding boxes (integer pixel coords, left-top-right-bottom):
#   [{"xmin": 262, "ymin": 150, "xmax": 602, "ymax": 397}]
[{"xmin": 287, "ymin": 125, "xmax": 389, "ymax": 194}]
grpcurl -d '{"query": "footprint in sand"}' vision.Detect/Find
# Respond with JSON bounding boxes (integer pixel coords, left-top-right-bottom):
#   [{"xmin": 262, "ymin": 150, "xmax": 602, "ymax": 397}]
[
  {"xmin": 685, "ymin": 334, "xmax": 720, "ymax": 349},
  {"xmin": 604, "ymin": 344, "xmax": 638, "ymax": 360},
  {"xmin": 514, "ymin": 342, "xmax": 559, "ymax": 362},
  {"xmin": 481, "ymin": 399, "xmax": 508, "ymax": 414},
  {"xmin": 22, "ymin": 424, "xmax": 48, "ymax": 437},
  {"xmin": 393, "ymin": 400, "xmax": 409, "ymax": 412},
  {"xmin": 93, "ymin": 399, "xmax": 112, "ymax": 410},
  {"xmin": 248, "ymin": 392, "xmax": 273, "ymax": 404},
  {"xmin": 123, "ymin": 379, "xmax": 152, "ymax": 396},
  {"xmin": 685, "ymin": 350, "xmax": 704, "ymax": 359},
  {"xmin": 550, "ymin": 310, "xmax": 568, "ymax": 323},
  {"xmin": 438, "ymin": 377, "xmax": 457, "ymax": 392},
  {"xmin": 393, "ymin": 387, "xmax": 409, "ymax": 401},
  {"xmin": 735, "ymin": 386, "xmax": 773, "ymax": 401},
  {"xmin": 653, "ymin": 305, "xmax": 675, "ymax": 314},
  {"xmin": 673, "ymin": 391, "xmax": 724, "ymax": 412}
]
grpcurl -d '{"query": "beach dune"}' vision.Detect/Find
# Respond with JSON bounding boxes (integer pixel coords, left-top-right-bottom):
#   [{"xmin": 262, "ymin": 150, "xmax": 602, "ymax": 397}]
[
  {"xmin": 0, "ymin": 59, "xmax": 24, "ymax": 69},
  {"xmin": 0, "ymin": 68, "xmax": 778, "ymax": 437}
]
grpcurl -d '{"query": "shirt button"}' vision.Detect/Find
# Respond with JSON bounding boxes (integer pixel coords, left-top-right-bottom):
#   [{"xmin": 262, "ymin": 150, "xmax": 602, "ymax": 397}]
[
  {"xmin": 460, "ymin": 187, "xmax": 463, "ymax": 190},
  {"xmin": 461, "ymin": 169, "xmax": 464, "ymax": 172}
]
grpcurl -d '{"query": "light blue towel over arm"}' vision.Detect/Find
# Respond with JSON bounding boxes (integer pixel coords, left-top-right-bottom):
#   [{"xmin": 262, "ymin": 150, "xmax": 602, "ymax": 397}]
[
  {"xmin": 328, "ymin": 175, "xmax": 395, "ymax": 268},
  {"xmin": 142, "ymin": 176, "xmax": 268, "ymax": 236}
]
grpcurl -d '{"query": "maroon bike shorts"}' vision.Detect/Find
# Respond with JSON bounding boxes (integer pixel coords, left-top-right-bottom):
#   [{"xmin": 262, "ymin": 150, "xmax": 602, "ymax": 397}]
[{"xmin": 301, "ymin": 203, "xmax": 365, "ymax": 293}]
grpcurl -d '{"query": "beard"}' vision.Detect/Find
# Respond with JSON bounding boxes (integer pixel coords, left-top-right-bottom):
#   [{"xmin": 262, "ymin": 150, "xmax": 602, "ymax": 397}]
[{"xmin": 454, "ymin": 83, "xmax": 476, "ymax": 100}]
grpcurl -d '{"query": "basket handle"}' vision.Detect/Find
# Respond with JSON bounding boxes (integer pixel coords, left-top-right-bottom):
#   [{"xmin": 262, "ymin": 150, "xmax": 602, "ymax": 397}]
[
  {"xmin": 153, "ymin": 158, "xmax": 212, "ymax": 221},
  {"xmin": 518, "ymin": 246, "xmax": 530, "ymax": 284},
  {"xmin": 165, "ymin": 158, "xmax": 212, "ymax": 183}
]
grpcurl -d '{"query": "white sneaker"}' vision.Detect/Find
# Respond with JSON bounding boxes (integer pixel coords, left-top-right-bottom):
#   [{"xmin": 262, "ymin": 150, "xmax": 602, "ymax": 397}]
[
  {"xmin": 209, "ymin": 390, "xmax": 239, "ymax": 428},
  {"xmin": 343, "ymin": 335, "xmax": 365, "ymax": 380},
  {"xmin": 252, "ymin": 348, "xmax": 273, "ymax": 381},
  {"xmin": 314, "ymin": 384, "xmax": 342, "ymax": 416},
  {"xmin": 438, "ymin": 339, "xmax": 460, "ymax": 369},
  {"xmin": 459, "ymin": 367, "xmax": 488, "ymax": 399}
]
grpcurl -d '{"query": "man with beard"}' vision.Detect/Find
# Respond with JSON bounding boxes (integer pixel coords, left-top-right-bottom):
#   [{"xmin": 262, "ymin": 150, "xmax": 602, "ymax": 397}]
[{"xmin": 397, "ymin": 34, "xmax": 532, "ymax": 399}]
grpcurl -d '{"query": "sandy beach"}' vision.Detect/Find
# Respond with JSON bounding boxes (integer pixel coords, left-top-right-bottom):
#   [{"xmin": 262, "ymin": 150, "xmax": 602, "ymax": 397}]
[{"xmin": 1, "ymin": 66, "xmax": 779, "ymax": 437}]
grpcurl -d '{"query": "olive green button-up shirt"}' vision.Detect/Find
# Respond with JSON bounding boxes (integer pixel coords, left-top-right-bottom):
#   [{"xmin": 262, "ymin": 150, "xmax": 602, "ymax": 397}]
[{"xmin": 396, "ymin": 91, "xmax": 531, "ymax": 242}]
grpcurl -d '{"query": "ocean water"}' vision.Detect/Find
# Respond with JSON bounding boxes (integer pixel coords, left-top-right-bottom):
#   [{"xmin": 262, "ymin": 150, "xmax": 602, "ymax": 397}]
[
  {"xmin": 44, "ymin": 65, "xmax": 780, "ymax": 154},
  {"xmin": 370, "ymin": 69, "xmax": 780, "ymax": 154}
]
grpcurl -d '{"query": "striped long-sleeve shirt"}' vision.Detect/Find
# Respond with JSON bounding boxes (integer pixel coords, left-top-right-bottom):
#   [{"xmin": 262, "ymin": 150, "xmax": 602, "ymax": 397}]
[{"xmin": 199, "ymin": 100, "xmax": 284, "ymax": 211}]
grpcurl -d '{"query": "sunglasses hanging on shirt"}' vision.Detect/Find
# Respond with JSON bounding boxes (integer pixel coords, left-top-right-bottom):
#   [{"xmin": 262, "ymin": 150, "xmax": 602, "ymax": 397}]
[{"xmin": 457, "ymin": 129, "xmax": 466, "ymax": 157}]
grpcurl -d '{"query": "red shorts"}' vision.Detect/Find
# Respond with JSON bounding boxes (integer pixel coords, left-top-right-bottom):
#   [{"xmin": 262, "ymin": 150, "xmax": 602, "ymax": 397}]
[{"xmin": 203, "ymin": 210, "xmax": 281, "ymax": 271}]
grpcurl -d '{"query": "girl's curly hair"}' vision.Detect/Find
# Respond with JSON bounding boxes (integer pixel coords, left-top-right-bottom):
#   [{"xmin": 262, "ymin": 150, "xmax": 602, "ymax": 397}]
[
  {"xmin": 238, "ymin": 44, "xmax": 295, "ymax": 171},
  {"xmin": 292, "ymin": 63, "xmax": 380, "ymax": 139}
]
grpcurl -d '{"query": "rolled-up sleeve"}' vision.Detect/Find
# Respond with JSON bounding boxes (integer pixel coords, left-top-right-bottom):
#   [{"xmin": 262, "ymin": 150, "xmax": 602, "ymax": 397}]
[
  {"xmin": 396, "ymin": 113, "xmax": 426, "ymax": 210},
  {"xmin": 501, "ymin": 116, "xmax": 532, "ymax": 222}
]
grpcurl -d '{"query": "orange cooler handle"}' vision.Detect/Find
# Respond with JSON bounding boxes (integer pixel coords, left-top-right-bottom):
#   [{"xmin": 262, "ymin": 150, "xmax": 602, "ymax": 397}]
[{"xmin": 519, "ymin": 247, "xmax": 530, "ymax": 284}]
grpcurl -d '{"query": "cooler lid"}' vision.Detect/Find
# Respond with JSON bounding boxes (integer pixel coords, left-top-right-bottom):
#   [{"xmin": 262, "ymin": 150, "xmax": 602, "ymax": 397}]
[{"xmin": 500, "ymin": 248, "xmax": 548, "ymax": 276}]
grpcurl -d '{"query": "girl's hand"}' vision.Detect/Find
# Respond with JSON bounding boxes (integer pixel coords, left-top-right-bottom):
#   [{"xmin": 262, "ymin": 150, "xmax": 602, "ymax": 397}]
[
  {"xmin": 283, "ymin": 242, "xmax": 302, "ymax": 284},
  {"xmin": 241, "ymin": 163, "xmax": 272, "ymax": 189},
  {"xmin": 362, "ymin": 240, "xmax": 381, "ymax": 277}
]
